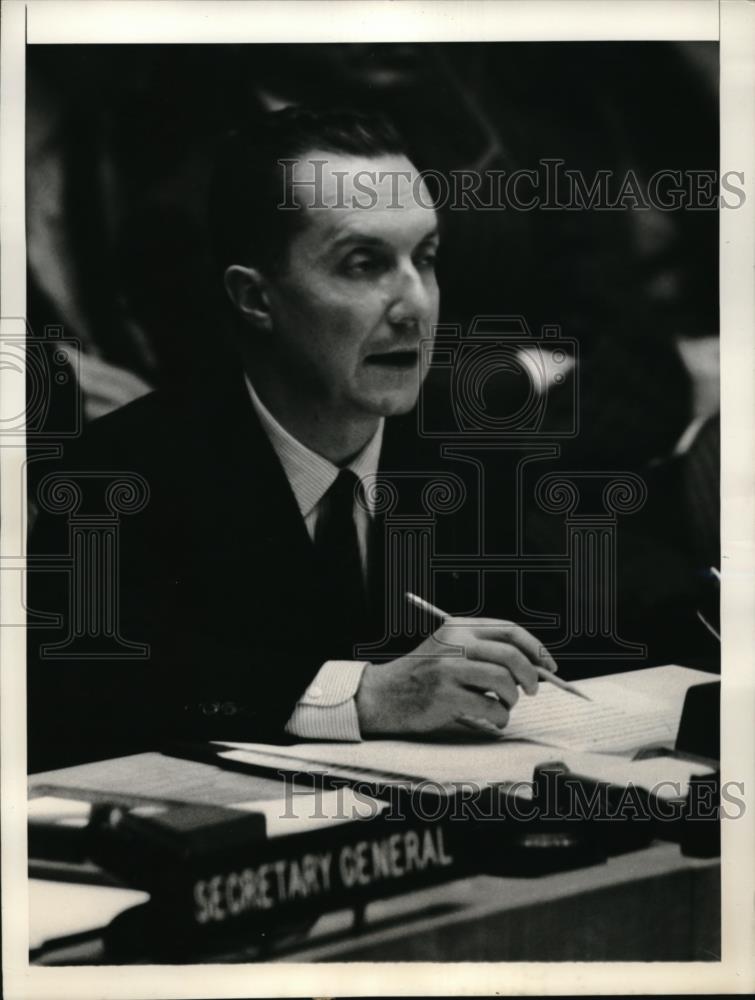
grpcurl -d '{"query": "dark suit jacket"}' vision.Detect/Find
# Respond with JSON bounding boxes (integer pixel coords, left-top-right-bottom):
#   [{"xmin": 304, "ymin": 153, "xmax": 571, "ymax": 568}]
[
  {"xmin": 26, "ymin": 365, "xmax": 482, "ymax": 771},
  {"xmin": 27, "ymin": 362, "xmax": 716, "ymax": 772}
]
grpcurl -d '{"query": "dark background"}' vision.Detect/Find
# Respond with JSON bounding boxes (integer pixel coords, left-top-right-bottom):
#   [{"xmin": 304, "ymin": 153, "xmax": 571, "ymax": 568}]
[
  {"xmin": 27, "ymin": 42, "xmax": 718, "ymax": 386},
  {"xmin": 26, "ymin": 42, "xmax": 720, "ymax": 670}
]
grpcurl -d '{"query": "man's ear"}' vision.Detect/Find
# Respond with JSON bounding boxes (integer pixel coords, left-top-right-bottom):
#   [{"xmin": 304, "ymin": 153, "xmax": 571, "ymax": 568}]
[{"xmin": 223, "ymin": 265, "xmax": 273, "ymax": 331}]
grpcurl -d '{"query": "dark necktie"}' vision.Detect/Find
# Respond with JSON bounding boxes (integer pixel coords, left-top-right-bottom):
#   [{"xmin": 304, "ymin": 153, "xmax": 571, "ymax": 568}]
[{"xmin": 314, "ymin": 469, "xmax": 367, "ymax": 657}]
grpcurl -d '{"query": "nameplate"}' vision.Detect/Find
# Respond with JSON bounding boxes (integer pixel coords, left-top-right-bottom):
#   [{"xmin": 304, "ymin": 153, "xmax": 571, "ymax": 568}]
[
  {"xmin": 192, "ymin": 821, "xmax": 455, "ymax": 926},
  {"xmin": 90, "ymin": 807, "xmax": 471, "ymax": 954}
]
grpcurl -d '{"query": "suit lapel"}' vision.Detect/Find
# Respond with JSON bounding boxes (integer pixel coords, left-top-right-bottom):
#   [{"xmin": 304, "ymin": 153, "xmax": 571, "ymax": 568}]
[
  {"xmin": 175, "ymin": 365, "xmax": 322, "ymax": 630},
  {"xmin": 175, "ymin": 380, "xmax": 464, "ymax": 660}
]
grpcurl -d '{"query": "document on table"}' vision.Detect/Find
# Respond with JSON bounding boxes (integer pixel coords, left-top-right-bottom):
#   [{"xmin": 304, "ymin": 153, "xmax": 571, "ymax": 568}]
[
  {"xmin": 217, "ymin": 738, "xmax": 711, "ymax": 800},
  {"xmin": 502, "ymin": 675, "xmax": 677, "ymax": 753},
  {"xmin": 501, "ymin": 664, "xmax": 711, "ymax": 752},
  {"xmin": 214, "ymin": 665, "xmax": 713, "ymax": 794},
  {"xmin": 218, "ymin": 738, "xmax": 557, "ymax": 788}
]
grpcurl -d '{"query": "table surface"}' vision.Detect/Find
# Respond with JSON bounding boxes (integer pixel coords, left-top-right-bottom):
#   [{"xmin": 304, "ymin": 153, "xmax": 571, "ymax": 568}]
[{"xmin": 29, "ymin": 747, "xmax": 721, "ymax": 963}]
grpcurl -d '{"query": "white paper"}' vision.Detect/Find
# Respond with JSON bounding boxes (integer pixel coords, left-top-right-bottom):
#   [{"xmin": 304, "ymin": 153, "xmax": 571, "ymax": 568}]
[
  {"xmin": 217, "ymin": 665, "xmax": 714, "ymax": 792},
  {"xmin": 28, "ymin": 796, "xmax": 92, "ymax": 828},
  {"xmin": 503, "ymin": 679, "xmax": 677, "ymax": 752},
  {"xmin": 29, "ymin": 880, "xmax": 148, "ymax": 951},
  {"xmin": 228, "ymin": 787, "xmax": 387, "ymax": 836},
  {"xmin": 220, "ymin": 739, "xmax": 555, "ymax": 787}
]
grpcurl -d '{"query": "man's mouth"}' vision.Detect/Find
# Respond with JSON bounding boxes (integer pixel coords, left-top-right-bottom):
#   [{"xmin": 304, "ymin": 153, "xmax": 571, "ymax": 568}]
[{"xmin": 365, "ymin": 349, "xmax": 420, "ymax": 369}]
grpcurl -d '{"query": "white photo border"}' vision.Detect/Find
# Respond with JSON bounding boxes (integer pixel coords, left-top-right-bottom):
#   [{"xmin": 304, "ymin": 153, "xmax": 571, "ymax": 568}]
[{"xmin": 2, "ymin": 1, "xmax": 753, "ymax": 996}]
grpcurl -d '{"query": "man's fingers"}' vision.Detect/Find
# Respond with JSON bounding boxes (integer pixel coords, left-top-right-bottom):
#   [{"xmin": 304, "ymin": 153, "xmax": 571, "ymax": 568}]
[
  {"xmin": 460, "ymin": 661, "xmax": 520, "ymax": 708},
  {"xmin": 456, "ymin": 714, "xmax": 507, "ymax": 739},
  {"xmin": 456, "ymin": 684, "xmax": 511, "ymax": 729},
  {"xmin": 465, "ymin": 619, "xmax": 558, "ymax": 673},
  {"xmin": 467, "ymin": 639, "xmax": 539, "ymax": 696}
]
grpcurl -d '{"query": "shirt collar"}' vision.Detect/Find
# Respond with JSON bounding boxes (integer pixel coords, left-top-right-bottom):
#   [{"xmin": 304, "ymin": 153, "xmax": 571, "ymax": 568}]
[{"xmin": 245, "ymin": 374, "xmax": 384, "ymax": 520}]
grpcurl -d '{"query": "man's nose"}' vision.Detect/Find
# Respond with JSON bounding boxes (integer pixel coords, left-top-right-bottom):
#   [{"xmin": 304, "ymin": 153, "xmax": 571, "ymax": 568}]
[{"xmin": 386, "ymin": 264, "xmax": 435, "ymax": 328}]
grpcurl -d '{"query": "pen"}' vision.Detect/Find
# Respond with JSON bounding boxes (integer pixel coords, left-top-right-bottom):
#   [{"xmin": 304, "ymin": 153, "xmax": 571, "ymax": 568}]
[{"xmin": 406, "ymin": 591, "xmax": 591, "ymax": 702}]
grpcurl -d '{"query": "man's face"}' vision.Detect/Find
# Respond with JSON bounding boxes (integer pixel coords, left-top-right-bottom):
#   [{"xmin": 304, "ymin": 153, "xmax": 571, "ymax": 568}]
[{"xmin": 261, "ymin": 151, "xmax": 440, "ymax": 422}]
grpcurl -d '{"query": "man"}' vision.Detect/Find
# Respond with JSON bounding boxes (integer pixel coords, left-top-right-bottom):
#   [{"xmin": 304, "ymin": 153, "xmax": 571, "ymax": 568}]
[{"xmin": 27, "ymin": 107, "xmax": 556, "ymax": 772}]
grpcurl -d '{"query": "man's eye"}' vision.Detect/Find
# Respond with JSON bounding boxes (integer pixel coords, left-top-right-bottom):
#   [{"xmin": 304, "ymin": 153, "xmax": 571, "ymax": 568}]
[
  {"xmin": 415, "ymin": 250, "xmax": 438, "ymax": 270},
  {"xmin": 343, "ymin": 254, "xmax": 382, "ymax": 276}
]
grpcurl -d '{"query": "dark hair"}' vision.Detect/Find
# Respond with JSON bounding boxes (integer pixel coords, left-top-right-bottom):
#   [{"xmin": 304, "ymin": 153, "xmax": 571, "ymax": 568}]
[{"xmin": 209, "ymin": 106, "xmax": 409, "ymax": 276}]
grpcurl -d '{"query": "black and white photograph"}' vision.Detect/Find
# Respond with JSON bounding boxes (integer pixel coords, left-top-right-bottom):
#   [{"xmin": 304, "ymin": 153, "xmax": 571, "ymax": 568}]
[{"xmin": 1, "ymin": 0, "xmax": 753, "ymax": 995}]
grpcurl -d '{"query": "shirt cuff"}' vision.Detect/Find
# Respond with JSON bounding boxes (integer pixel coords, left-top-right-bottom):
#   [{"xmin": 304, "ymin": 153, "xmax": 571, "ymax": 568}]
[{"xmin": 284, "ymin": 660, "xmax": 368, "ymax": 741}]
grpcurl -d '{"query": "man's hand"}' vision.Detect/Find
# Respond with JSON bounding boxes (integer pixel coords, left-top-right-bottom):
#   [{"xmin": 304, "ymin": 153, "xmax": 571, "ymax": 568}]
[{"xmin": 355, "ymin": 617, "xmax": 557, "ymax": 739}]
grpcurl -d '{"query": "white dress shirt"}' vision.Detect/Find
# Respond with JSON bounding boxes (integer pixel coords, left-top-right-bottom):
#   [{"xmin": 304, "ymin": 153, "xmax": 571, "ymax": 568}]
[{"xmin": 245, "ymin": 375, "xmax": 382, "ymax": 741}]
